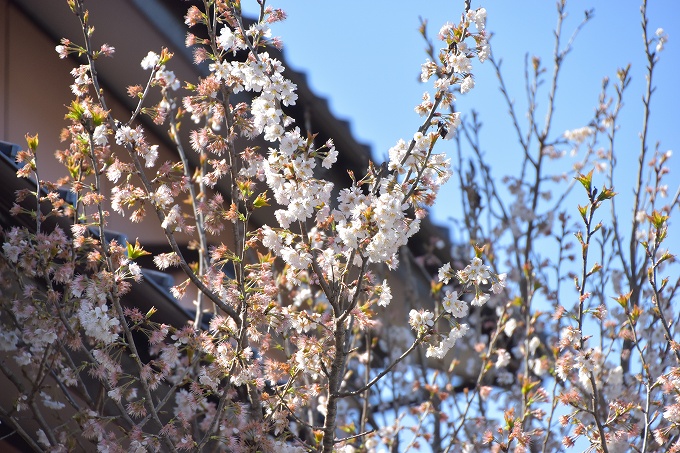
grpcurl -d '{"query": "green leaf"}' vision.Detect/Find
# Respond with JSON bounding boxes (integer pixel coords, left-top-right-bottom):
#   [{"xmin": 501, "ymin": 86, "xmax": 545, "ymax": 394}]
[
  {"xmin": 574, "ymin": 170, "xmax": 593, "ymax": 195},
  {"xmin": 577, "ymin": 204, "xmax": 588, "ymax": 221},
  {"xmin": 648, "ymin": 210, "xmax": 668, "ymax": 229},
  {"xmin": 127, "ymin": 238, "xmax": 151, "ymax": 260},
  {"xmin": 25, "ymin": 134, "xmax": 39, "ymax": 152},
  {"xmin": 574, "ymin": 231, "xmax": 584, "ymax": 245},
  {"xmin": 658, "ymin": 251, "xmax": 674, "ymax": 264},
  {"xmin": 587, "ymin": 263, "xmax": 602, "ymax": 277},
  {"xmin": 591, "ymin": 221, "xmax": 603, "ymax": 234},
  {"xmin": 596, "ymin": 186, "xmax": 616, "ymax": 203},
  {"xmin": 65, "ymin": 100, "xmax": 86, "ymax": 122},
  {"xmin": 158, "ymin": 47, "xmax": 173, "ymax": 66},
  {"xmin": 612, "ymin": 291, "xmax": 632, "ymax": 309},
  {"xmin": 252, "ymin": 192, "xmax": 270, "ymax": 208},
  {"xmin": 145, "ymin": 306, "xmax": 157, "ymax": 319}
]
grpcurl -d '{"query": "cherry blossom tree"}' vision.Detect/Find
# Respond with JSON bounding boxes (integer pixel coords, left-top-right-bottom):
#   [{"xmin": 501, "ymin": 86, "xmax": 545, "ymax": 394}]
[
  {"xmin": 435, "ymin": 1, "xmax": 678, "ymax": 451},
  {"xmin": 0, "ymin": 0, "xmax": 677, "ymax": 452}
]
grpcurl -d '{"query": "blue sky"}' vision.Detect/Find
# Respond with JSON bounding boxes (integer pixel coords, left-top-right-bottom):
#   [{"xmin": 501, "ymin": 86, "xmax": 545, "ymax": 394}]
[{"xmin": 242, "ymin": 0, "xmax": 680, "ymax": 246}]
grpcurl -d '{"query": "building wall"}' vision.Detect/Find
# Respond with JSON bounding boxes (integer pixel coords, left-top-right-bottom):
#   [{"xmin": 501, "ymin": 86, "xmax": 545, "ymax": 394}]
[
  {"xmin": 0, "ymin": 2, "xmax": 471, "ymax": 448},
  {"xmin": 0, "ymin": 0, "xmax": 447, "ymax": 326},
  {"xmin": 2, "ymin": 0, "xmax": 72, "ymax": 185},
  {"xmin": 0, "ymin": 0, "xmax": 246, "ymax": 313},
  {"xmin": 0, "ymin": 6, "xmax": 206, "ymax": 445}
]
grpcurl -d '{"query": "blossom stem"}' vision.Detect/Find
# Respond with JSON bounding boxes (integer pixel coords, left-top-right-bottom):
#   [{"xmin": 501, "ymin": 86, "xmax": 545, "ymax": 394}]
[
  {"xmin": 321, "ymin": 319, "xmax": 347, "ymax": 453},
  {"xmin": 85, "ymin": 131, "xmax": 179, "ymax": 453},
  {"xmin": 166, "ymin": 99, "xmax": 211, "ymax": 327}
]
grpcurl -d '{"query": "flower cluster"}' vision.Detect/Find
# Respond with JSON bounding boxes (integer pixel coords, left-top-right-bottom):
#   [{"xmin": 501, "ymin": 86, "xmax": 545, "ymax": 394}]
[
  {"xmin": 77, "ymin": 301, "xmax": 121, "ymax": 345},
  {"xmin": 9, "ymin": 0, "xmax": 679, "ymax": 452}
]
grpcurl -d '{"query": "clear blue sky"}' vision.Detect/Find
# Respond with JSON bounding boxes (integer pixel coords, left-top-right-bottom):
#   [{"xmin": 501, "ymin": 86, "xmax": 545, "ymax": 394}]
[{"xmin": 243, "ymin": 0, "xmax": 680, "ymax": 245}]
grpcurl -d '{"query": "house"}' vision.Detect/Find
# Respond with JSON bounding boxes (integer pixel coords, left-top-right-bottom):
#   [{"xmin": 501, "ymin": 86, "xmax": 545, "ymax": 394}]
[{"xmin": 0, "ymin": 0, "xmax": 459, "ymax": 450}]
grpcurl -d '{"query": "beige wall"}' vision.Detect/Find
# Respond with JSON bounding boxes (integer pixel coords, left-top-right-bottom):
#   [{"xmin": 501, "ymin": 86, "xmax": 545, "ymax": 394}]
[
  {"xmin": 0, "ymin": 1, "xmax": 241, "ymax": 255},
  {"xmin": 0, "ymin": 0, "xmax": 6, "ymax": 142},
  {"xmin": 2, "ymin": 0, "xmax": 73, "ymax": 182}
]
